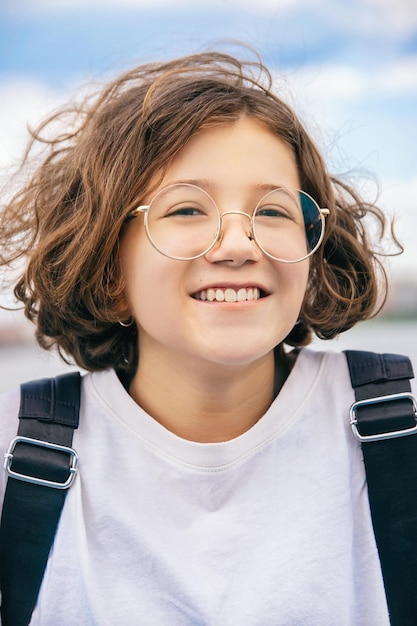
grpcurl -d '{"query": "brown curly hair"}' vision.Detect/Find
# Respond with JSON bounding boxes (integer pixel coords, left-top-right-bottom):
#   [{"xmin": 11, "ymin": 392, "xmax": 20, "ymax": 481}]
[{"xmin": 0, "ymin": 50, "xmax": 401, "ymax": 374}]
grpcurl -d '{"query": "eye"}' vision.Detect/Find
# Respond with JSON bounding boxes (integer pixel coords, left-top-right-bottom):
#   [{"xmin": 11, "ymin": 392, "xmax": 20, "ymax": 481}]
[
  {"xmin": 166, "ymin": 206, "xmax": 204, "ymax": 217},
  {"xmin": 160, "ymin": 199, "xmax": 213, "ymax": 219},
  {"xmin": 255, "ymin": 204, "xmax": 294, "ymax": 219}
]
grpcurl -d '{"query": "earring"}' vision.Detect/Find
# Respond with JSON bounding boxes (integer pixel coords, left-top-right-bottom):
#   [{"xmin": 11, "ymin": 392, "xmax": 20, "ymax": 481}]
[{"xmin": 118, "ymin": 316, "xmax": 134, "ymax": 328}]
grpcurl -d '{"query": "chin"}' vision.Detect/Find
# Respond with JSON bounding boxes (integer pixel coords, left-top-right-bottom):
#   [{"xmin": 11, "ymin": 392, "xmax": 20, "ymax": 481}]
[{"xmin": 198, "ymin": 343, "xmax": 275, "ymax": 368}]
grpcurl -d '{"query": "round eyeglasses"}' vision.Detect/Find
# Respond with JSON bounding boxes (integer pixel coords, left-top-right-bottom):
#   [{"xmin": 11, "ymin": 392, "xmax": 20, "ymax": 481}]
[{"xmin": 126, "ymin": 183, "xmax": 329, "ymax": 263}]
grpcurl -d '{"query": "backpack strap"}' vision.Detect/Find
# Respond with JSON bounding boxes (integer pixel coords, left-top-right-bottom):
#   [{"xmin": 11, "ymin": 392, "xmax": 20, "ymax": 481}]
[
  {"xmin": 345, "ymin": 350, "xmax": 417, "ymax": 625},
  {"xmin": 0, "ymin": 372, "xmax": 81, "ymax": 626}
]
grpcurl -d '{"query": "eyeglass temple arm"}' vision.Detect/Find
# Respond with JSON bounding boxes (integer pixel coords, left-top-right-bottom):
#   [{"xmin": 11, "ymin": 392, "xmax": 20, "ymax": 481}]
[{"xmin": 125, "ymin": 206, "xmax": 149, "ymax": 222}]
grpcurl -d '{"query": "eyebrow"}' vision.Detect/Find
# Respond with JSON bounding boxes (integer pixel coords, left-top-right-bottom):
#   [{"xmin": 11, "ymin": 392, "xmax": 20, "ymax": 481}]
[{"xmin": 165, "ymin": 179, "xmax": 285, "ymax": 193}]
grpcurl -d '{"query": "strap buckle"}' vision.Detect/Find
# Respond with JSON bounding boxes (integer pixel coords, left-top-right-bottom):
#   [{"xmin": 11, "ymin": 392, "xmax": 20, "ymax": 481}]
[
  {"xmin": 4, "ymin": 436, "xmax": 79, "ymax": 489},
  {"xmin": 350, "ymin": 392, "xmax": 417, "ymax": 442}
]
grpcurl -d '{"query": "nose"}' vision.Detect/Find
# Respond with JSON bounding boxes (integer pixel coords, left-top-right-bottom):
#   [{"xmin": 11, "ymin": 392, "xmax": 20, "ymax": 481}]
[{"xmin": 204, "ymin": 210, "xmax": 261, "ymax": 265}]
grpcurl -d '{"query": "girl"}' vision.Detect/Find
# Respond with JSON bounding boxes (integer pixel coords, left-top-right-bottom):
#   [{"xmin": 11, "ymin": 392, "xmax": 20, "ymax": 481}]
[{"xmin": 0, "ymin": 50, "xmax": 415, "ymax": 624}]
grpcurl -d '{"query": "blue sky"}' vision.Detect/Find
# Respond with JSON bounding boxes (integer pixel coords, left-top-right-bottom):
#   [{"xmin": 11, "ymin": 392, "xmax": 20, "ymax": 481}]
[{"xmin": 1, "ymin": 0, "xmax": 416, "ymax": 277}]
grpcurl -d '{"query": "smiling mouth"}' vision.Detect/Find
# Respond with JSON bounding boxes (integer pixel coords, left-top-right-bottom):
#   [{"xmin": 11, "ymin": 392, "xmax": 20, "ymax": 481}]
[{"xmin": 192, "ymin": 287, "xmax": 266, "ymax": 302}]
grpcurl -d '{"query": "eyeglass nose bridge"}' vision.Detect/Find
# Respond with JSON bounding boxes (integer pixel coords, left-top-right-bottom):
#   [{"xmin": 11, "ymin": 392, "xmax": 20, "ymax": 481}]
[{"xmin": 217, "ymin": 210, "xmax": 255, "ymax": 242}]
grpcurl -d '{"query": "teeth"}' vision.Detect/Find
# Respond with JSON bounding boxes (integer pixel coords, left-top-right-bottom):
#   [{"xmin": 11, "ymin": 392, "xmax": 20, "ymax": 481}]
[
  {"xmin": 237, "ymin": 288, "xmax": 246, "ymax": 302},
  {"xmin": 225, "ymin": 288, "xmax": 236, "ymax": 302},
  {"xmin": 194, "ymin": 288, "xmax": 261, "ymax": 302}
]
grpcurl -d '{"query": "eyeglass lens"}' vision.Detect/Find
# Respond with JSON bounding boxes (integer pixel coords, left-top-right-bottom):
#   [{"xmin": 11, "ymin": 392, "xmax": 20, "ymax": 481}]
[{"xmin": 144, "ymin": 183, "xmax": 323, "ymax": 262}]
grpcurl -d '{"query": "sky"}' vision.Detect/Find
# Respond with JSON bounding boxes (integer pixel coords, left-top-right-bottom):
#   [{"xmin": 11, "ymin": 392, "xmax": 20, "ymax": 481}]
[{"xmin": 0, "ymin": 0, "xmax": 416, "ymax": 281}]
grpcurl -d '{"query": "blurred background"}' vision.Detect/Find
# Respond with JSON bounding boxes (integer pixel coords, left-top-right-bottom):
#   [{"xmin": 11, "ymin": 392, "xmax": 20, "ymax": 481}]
[{"xmin": 0, "ymin": 0, "xmax": 416, "ymax": 391}]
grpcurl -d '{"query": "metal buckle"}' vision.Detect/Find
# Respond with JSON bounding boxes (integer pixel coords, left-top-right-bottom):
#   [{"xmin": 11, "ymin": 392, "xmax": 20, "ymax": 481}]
[
  {"xmin": 350, "ymin": 392, "xmax": 417, "ymax": 442},
  {"xmin": 4, "ymin": 436, "xmax": 79, "ymax": 489}
]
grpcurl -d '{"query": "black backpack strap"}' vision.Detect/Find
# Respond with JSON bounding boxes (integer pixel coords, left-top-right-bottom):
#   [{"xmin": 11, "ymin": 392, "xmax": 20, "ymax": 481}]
[
  {"xmin": 345, "ymin": 350, "xmax": 417, "ymax": 625},
  {"xmin": 0, "ymin": 372, "xmax": 81, "ymax": 626}
]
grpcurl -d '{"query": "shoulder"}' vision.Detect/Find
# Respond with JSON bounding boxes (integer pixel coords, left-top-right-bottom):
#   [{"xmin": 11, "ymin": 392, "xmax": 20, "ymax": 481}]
[
  {"xmin": 268, "ymin": 348, "xmax": 356, "ymax": 443},
  {"xmin": 294, "ymin": 346, "xmax": 417, "ymax": 404},
  {"xmin": 81, "ymin": 369, "xmax": 128, "ymax": 412},
  {"xmin": 0, "ymin": 386, "xmax": 21, "ymax": 446},
  {"xmin": 296, "ymin": 346, "xmax": 347, "ymax": 367},
  {"xmin": 0, "ymin": 387, "xmax": 21, "ymax": 505},
  {"xmin": 285, "ymin": 348, "xmax": 357, "ymax": 433},
  {"xmin": 293, "ymin": 347, "xmax": 351, "ymax": 388}
]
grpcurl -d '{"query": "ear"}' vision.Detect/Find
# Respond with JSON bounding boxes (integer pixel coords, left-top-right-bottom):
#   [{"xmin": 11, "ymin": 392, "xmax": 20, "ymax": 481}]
[
  {"xmin": 109, "ymin": 288, "xmax": 133, "ymax": 325},
  {"xmin": 114, "ymin": 305, "xmax": 133, "ymax": 325}
]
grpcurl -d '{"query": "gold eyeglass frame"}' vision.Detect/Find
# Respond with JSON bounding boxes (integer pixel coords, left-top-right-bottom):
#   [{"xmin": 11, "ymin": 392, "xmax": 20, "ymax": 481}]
[{"xmin": 127, "ymin": 183, "xmax": 330, "ymax": 263}]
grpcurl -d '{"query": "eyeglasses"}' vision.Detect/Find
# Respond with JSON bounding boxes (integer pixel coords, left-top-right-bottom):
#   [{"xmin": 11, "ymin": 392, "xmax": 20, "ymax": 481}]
[{"xmin": 126, "ymin": 183, "xmax": 329, "ymax": 263}]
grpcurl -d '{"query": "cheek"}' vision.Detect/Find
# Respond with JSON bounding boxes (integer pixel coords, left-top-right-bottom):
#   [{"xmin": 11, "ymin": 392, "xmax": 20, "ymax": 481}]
[
  {"xmin": 277, "ymin": 262, "xmax": 310, "ymax": 320},
  {"xmin": 119, "ymin": 230, "xmax": 180, "ymax": 322},
  {"xmin": 119, "ymin": 227, "xmax": 152, "ymax": 298},
  {"xmin": 280, "ymin": 260, "xmax": 309, "ymax": 293}
]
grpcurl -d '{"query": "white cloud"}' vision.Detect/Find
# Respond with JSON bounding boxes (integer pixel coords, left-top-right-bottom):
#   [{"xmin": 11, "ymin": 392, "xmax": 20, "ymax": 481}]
[
  {"xmin": 373, "ymin": 57, "xmax": 417, "ymax": 95},
  {"xmin": 275, "ymin": 58, "xmax": 417, "ymax": 177},
  {"xmin": 378, "ymin": 176, "xmax": 417, "ymax": 277},
  {"xmin": 0, "ymin": 78, "xmax": 69, "ymax": 171},
  {"xmin": 361, "ymin": 0, "xmax": 417, "ymax": 36},
  {"xmin": 283, "ymin": 56, "xmax": 417, "ymax": 110},
  {"xmin": 5, "ymin": 0, "xmax": 318, "ymax": 12},
  {"xmin": 8, "ymin": 0, "xmax": 416, "ymax": 15},
  {"xmin": 7, "ymin": 0, "xmax": 417, "ymax": 41}
]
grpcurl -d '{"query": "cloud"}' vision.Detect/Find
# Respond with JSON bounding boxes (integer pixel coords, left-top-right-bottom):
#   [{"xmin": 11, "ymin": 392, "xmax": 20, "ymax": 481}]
[
  {"xmin": 3, "ymin": 0, "xmax": 319, "ymax": 13},
  {"xmin": 373, "ymin": 57, "xmax": 417, "ymax": 95},
  {"xmin": 2, "ymin": 0, "xmax": 416, "ymax": 93},
  {"xmin": 377, "ymin": 175, "xmax": 417, "ymax": 278},
  {"xmin": 0, "ymin": 78, "xmax": 69, "ymax": 171},
  {"xmin": 5, "ymin": 0, "xmax": 417, "ymax": 41},
  {"xmin": 316, "ymin": 0, "xmax": 417, "ymax": 42},
  {"xmin": 360, "ymin": 0, "xmax": 417, "ymax": 37},
  {"xmin": 287, "ymin": 57, "xmax": 417, "ymax": 104},
  {"xmin": 275, "ymin": 57, "xmax": 417, "ymax": 180}
]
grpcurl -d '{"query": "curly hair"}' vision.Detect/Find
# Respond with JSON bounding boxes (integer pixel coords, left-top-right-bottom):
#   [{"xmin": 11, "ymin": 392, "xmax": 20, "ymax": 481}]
[{"xmin": 0, "ymin": 50, "xmax": 401, "ymax": 374}]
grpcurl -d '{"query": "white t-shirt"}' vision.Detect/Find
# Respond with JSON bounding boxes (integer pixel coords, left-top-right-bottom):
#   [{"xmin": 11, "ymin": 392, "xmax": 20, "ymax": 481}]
[{"xmin": 2, "ymin": 347, "xmax": 413, "ymax": 625}]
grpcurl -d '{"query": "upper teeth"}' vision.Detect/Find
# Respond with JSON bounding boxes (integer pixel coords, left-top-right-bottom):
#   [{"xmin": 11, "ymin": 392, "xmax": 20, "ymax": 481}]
[{"xmin": 194, "ymin": 287, "xmax": 261, "ymax": 302}]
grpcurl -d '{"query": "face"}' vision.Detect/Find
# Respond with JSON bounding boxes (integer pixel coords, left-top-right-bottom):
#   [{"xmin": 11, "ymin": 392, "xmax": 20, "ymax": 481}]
[{"xmin": 119, "ymin": 117, "xmax": 310, "ymax": 369}]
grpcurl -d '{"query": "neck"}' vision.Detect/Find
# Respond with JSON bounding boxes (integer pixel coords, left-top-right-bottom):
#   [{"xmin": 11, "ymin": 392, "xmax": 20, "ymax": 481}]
[{"xmin": 128, "ymin": 347, "xmax": 289, "ymax": 443}]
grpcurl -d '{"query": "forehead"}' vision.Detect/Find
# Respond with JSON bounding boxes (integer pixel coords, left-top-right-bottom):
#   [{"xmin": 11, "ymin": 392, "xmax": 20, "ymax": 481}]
[{"xmin": 159, "ymin": 117, "xmax": 300, "ymax": 193}]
